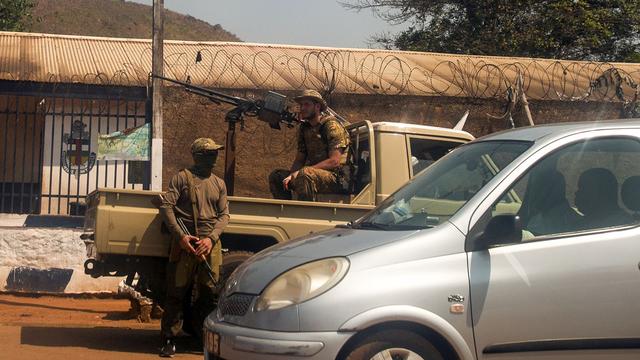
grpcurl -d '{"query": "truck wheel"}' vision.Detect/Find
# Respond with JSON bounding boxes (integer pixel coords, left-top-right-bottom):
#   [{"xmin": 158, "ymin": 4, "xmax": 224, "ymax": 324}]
[
  {"xmin": 343, "ymin": 329, "xmax": 444, "ymax": 360},
  {"xmin": 220, "ymin": 251, "xmax": 254, "ymax": 280}
]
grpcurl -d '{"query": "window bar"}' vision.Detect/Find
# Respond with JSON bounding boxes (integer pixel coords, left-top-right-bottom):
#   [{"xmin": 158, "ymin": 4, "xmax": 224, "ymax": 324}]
[
  {"xmin": 11, "ymin": 96, "xmax": 20, "ymax": 213},
  {"xmin": 29, "ymin": 101, "xmax": 38, "ymax": 214},
  {"xmin": 1, "ymin": 97, "xmax": 10, "ymax": 212},
  {"xmin": 75, "ymin": 99, "xmax": 84, "ymax": 213},
  {"xmin": 87, "ymin": 98, "xmax": 94, "ymax": 197},
  {"xmin": 104, "ymin": 99, "xmax": 111, "ymax": 188},
  {"xmin": 19, "ymin": 98, "xmax": 29, "ymax": 213},
  {"xmin": 57, "ymin": 98, "xmax": 66, "ymax": 214},
  {"xmin": 66, "ymin": 99, "xmax": 74, "ymax": 215},
  {"xmin": 124, "ymin": 100, "xmax": 129, "ymax": 189},
  {"xmin": 98, "ymin": 99, "xmax": 105, "ymax": 189},
  {"xmin": 47, "ymin": 97, "xmax": 57, "ymax": 214},
  {"xmin": 35, "ymin": 99, "xmax": 46, "ymax": 215},
  {"xmin": 143, "ymin": 97, "xmax": 152, "ymax": 191},
  {"xmin": 113, "ymin": 99, "xmax": 120, "ymax": 188}
]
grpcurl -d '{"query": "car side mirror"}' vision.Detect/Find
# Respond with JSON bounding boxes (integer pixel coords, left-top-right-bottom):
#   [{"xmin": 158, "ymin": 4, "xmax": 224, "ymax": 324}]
[{"xmin": 473, "ymin": 214, "xmax": 522, "ymax": 250}]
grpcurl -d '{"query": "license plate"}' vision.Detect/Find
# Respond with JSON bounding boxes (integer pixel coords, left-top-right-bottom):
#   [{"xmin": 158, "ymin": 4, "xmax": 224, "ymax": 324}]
[{"xmin": 205, "ymin": 330, "xmax": 220, "ymax": 356}]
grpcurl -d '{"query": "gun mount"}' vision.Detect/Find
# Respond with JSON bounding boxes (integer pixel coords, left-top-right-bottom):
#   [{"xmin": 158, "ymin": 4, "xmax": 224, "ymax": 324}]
[{"xmin": 154, "ymin": 75, "xmax": 301, "ymax": 195}]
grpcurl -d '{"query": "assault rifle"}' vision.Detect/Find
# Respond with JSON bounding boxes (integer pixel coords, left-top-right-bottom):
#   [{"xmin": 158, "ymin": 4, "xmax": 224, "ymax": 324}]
[
  {"xmin": 154, "ymin": 75, "xmax": 302, "ymax": 194},
  {"xmin": 176, "ymin": 217, "xmax": 217, "ymax": 285}
]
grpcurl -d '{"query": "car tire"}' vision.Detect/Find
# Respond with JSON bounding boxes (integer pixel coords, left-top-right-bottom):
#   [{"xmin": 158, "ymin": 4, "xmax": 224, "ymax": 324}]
[{"xmin": 344, "ymin": 329, "xmax": 444, "ymax": 360}]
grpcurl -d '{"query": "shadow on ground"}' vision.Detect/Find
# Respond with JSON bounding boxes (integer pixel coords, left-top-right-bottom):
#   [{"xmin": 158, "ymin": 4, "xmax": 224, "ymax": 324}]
[
  {"xmin": 0, "ymin": 298, "xmax": 144, "ymax": 322},
  {"xmin": 20, "ymin": 326, "xmax": 202, "ymax": 355},
  {"xmin": 102, "ymin": 310, "xmax": 137, "ymax": 321},
  {"xmin": 0, "ymin": 298, "xmax": 108, "ymax": 314}
]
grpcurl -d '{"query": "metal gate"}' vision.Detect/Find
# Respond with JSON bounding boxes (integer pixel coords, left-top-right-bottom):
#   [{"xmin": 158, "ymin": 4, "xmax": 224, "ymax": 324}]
[{"xmin": 0, "ymin": 81, "xmax": 150, "ymax": 215}]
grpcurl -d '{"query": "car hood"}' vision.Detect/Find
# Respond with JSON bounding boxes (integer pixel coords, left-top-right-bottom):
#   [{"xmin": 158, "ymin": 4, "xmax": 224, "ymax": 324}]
[{"xmin": 225, "ymin": 227, "xmax": 418, "ymax": 295}]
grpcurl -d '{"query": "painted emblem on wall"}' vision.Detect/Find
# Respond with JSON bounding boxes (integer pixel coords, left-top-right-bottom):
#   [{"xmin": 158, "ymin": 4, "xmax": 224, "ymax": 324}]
[{"xmin": 62, "ymin": 120, "xmax": 96, "ymax": 176}]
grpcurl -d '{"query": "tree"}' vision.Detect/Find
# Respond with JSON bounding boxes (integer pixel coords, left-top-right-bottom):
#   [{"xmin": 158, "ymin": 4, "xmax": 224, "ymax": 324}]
[
  {"xmin": 0, "ymin": 0, "xmax": 35, "ymax": 31},
  {"xmin": 343, "ymin": 0, "xmax": 640, "ymax": 62}
]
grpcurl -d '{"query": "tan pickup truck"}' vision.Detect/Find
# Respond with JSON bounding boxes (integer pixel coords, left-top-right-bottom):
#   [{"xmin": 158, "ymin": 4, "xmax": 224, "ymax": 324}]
[{"xmin": 82, "ymin": 120, "xmax": 473, "ymax": 300}]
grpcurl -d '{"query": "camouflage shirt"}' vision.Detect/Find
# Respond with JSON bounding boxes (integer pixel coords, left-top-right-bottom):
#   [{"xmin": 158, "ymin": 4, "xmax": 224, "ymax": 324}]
[{"xmin": 297, "ymin": 114, "xmax": 350, "ymax": 168}]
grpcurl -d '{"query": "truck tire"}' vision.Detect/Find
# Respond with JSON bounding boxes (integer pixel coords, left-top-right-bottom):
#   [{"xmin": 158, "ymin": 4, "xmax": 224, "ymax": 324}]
[
  {"xmin": 343, "ymin": 329, "xmax": 444, "ymax": 360},
  {"xmin": 220, "ymin": 251, "xmax": 254, "ymax": 280}
]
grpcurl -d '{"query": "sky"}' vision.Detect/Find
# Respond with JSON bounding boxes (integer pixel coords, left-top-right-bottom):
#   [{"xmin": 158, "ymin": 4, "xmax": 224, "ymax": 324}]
[{"xmin": 130, "ymin": 0, "xmax": 406, "ymax": 48}]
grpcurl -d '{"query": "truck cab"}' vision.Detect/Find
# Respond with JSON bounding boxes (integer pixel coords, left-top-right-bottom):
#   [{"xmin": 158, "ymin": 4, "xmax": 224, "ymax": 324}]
[{"xmin": 344, "ymin": 121, "xmax": 474, "ymax": 205}]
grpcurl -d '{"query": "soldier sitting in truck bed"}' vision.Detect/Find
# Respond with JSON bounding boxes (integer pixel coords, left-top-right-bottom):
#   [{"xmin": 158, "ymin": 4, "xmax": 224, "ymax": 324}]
[{"xmin": 269, "ymin": 89, "xmax": 351, "ymax": 201}]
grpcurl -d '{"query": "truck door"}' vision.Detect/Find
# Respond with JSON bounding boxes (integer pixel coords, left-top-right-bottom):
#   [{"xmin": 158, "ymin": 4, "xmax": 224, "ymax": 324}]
[
  {"xmin": 347, "ymin": 121, "xmax": 377, "ymax": 205},
  {"xmin": 467, "ymin": 135, "xmax": 640, "ymax": 360}
]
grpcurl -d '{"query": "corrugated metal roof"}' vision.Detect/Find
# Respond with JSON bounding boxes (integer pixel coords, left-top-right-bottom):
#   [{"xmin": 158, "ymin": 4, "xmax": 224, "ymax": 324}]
[{"xmin": 0, "ymin": 31, "xmax": 639, "ymax": 102}]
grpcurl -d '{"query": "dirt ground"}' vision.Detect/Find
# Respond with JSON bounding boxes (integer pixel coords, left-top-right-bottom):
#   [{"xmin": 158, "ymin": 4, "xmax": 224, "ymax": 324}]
[{"xmin": 0, "ymin": 293, "xmax": 202, "ymax": 359}]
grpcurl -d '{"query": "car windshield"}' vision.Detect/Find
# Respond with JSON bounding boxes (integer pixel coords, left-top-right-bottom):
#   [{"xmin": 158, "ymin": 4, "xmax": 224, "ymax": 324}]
[{"xmin": 354, "ymin": 140, "xmax": 532, "ymax": 230}]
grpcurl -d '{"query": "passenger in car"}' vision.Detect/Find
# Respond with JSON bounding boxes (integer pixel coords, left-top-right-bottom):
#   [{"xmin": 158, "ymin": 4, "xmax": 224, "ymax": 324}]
[
  {"xmin": 520, "ymin": 169, "xmax": 581, "ymax": 236},
  {"xmin": 575, "ymin": 168, "xmax": 633, "ymax": 230},
  {"xmin": 621, "ymin": 176, "xmax": 640, "ymax": 220}
]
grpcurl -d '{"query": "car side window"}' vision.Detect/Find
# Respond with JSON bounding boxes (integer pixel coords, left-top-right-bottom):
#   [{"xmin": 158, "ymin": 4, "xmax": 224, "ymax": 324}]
[{"xmin": 489, "ymin": 137, "xmax": 640, "ymax": 242}]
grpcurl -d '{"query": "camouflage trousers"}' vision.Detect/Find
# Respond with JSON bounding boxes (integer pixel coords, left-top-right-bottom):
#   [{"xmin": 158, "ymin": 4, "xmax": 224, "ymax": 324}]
[
  {"xmin": 269, "ymin": 167, "xmax": 344, "ymax": 201},
  {"xmin": 161, "ymin": 239, "xmax": 222, "ymax": 341}
]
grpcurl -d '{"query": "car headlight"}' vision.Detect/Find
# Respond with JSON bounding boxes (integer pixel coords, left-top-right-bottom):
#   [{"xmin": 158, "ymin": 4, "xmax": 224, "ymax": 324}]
[{"xmin": 254, "ymin": 257, "xmax": 349, "ymax": 311}]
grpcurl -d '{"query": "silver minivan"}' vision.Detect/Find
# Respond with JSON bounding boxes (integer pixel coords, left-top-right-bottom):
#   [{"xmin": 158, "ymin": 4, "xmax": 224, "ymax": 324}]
[{"xmin": 205, "ymin": 120, "xmax": 640, "ymax": 360}]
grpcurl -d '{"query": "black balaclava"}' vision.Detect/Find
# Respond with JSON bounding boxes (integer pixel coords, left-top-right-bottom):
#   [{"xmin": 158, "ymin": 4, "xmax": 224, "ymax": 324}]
[{"xmin": 191, "ymin": 152, "xmax": 218, "ymax": 177}]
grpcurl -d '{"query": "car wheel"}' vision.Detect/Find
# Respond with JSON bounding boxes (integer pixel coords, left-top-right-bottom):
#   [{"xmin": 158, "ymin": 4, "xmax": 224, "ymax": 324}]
[{"xmin": 344, "ymin": 329, "xmax": 444, "ymax": 360}]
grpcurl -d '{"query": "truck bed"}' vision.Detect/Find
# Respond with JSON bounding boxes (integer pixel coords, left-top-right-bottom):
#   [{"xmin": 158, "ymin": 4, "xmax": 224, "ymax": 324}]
[{"xmin": 85, "ymin": 188, "xmax": 374, "ymax": 258}]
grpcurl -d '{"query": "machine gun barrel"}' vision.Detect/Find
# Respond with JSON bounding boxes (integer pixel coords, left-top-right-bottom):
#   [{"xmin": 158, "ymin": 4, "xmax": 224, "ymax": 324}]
[{"xmin": 154, "ymin": 75, "xmax": 242, "ymax": 106}]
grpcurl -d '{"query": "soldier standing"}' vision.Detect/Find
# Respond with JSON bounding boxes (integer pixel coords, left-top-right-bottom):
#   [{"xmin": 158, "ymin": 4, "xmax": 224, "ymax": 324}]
[
  {"xmin": 269, "ymin": 90, "xmax": 350, "ymax": 201},
  {"xmin": 157, "ymin": 138, "xmax": 229, "ymax": 357}
]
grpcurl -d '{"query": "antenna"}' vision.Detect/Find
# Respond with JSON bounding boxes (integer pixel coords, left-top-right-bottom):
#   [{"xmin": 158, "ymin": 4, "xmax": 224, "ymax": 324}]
[{"xmin": 453, "ymin": 110, "xmax": 469, "ymax": 131}]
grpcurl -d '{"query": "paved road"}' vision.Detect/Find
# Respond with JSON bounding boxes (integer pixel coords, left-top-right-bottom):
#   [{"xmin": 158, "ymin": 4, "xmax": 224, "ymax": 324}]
[{"xmin": 0, "ymin": 294, "xmax": 202, "ymax": 360}]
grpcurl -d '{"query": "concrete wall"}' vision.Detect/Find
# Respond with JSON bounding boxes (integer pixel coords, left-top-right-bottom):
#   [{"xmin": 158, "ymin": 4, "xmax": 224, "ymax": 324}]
[{"xmin": 0, "ymin": 215, "xmax": 122, "ymax": 293}]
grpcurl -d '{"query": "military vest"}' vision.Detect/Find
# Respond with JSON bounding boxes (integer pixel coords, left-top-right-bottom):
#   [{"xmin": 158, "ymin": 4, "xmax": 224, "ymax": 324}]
[{"xmin": 298, "ymin": 115, "xmax": 350, "ymax": 168}]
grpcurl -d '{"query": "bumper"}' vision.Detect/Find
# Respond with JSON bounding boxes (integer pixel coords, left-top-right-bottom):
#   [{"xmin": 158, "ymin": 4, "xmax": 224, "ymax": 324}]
[{"xmin": 205, "ymin": 317, "xmax": 353, "ymax": 360}]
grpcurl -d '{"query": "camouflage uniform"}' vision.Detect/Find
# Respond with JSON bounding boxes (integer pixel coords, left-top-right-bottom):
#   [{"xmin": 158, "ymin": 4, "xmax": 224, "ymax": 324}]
[
  {"xmin": 158, "ymin": 138, "xmax": 229, "ymax": 342},
  {"xmin": 269, "ymin": 113, "xmax": 350, "ymax": 201}
]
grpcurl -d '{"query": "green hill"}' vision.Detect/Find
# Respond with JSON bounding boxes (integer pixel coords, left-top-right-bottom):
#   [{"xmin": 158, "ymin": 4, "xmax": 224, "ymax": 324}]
[{"xmin": 29, "ymin": 0, "xmax": 240, "ymax": 41}]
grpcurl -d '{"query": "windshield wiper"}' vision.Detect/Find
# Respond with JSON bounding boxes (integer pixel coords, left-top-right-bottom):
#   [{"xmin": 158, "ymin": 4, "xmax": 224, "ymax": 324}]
[
  {"xmin": 335, "ymin": 221, "xmax": 353, "ymax": 229},
  {"xmin": 354, "ymin": 221, "xmax": 389, "ymax": 230}
]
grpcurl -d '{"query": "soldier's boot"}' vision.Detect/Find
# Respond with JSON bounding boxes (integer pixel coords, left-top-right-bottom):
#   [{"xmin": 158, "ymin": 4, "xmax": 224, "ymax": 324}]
[
  {"xmin": 159, "ymin": 338, "xmax": 176, "ymax": 358},
  {"xmin": 269, "ymin": 169, "xmax": 293, "ymax": 200}
]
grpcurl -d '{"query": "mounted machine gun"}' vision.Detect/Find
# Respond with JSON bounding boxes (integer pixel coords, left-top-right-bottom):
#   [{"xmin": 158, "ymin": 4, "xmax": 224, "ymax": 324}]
[{"xmin": 154, "ymin": 75, "xmax": 301, "ymax": 195}]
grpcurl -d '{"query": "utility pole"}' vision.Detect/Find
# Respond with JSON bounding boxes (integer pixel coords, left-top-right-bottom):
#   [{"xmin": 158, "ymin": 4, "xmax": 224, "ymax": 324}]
[{"xmin": 151, "ymin": 0, "xmax": 164, "ymax": 191}]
